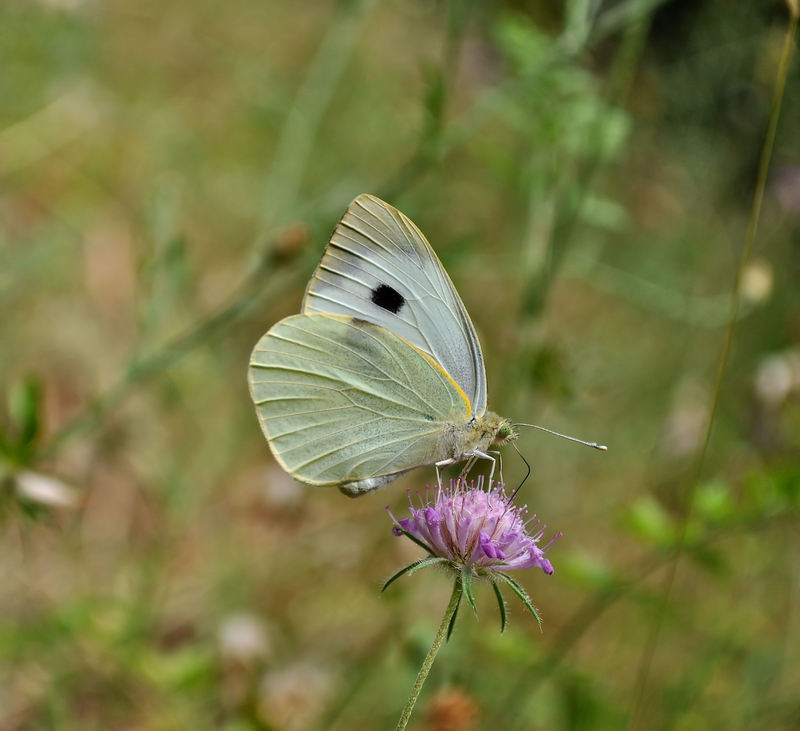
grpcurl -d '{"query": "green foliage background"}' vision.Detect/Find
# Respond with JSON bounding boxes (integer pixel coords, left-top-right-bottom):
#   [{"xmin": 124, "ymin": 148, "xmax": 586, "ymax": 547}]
[{"xmin": 1, "ymin": 1, "xmax": 799, "ymax": 729}]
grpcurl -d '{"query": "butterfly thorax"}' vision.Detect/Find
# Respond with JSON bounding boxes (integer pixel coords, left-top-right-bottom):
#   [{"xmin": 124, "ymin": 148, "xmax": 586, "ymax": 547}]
[{"xmin": 445, "ymin": 411, "xmax": 517, "ymax": 461}]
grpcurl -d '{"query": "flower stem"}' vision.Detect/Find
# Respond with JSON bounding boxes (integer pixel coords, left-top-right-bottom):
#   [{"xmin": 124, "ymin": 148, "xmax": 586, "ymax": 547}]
[{"xmin": 395, "ymin": 578, "xmax": 462, "ymax": 731}]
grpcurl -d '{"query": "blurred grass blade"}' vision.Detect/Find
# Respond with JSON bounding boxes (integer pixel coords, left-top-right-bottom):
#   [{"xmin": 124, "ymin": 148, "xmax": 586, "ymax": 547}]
[{"xmin": 8, "ymin": 378, "xmax": 42, "ymax": 458}]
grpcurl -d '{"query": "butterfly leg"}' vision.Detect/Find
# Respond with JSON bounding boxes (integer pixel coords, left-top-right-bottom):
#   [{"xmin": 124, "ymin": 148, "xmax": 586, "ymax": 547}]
[
  {"xmin": 471, "ymin": 450, "xmax": 497, "ymax": 487},
  {"xmin": 437, "ymin": 456, "xmax": 480, "ymax": 490},
  {"xmin": 435, "ymin": 458, "xmax": 457, "ymax": 489},
  {"xmin": 457, "ymin": 455, "xmax": 479, "ymax": 485},
  {"xmin": 487, "ymin": 450, "xmax": 503, "ymax": 484},
  {"xmin": 437, "ymin": 451, "xmax": 499, "ymax": 490}
]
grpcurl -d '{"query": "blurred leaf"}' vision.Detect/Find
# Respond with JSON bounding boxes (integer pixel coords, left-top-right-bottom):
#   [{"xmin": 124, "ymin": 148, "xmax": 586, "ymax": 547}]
[
  {"xmin": 563, "ymin": 0, "xmax": 595, "ymax": 53},
  {"xmin": 556, "ymin": 668, "xmax": 623, "ymax": 731},
  {"xmin": 141, "ymin": 645, "xmax": 216, "ymax": 692},
  {"xmin": 420, "ymin": 62, "xmax": 446, "ymax": 156},
  {"xmin": 684, "ymin": 542, "xmax": 728, "ymax": 576},
  {"xmin": 692, "ymin": 479, "xmax": 734, "ymax": 524},
  {"xmin": 494, "ymin": 12, "xmax": 553, "ymax": 75},
  {"xmin": 743, "ymin": 466, "xmax": 800, "ymax": 517},
  {"xmin": 8, "ymin": 377, "xmax": 43, "ymax": 456},
  {"xmin": 525, "ymin": 342, "xmax": 572, "ymax": 397},
  {"xmin": 559, "ymin": 551, "xmax": 618, "ymax": 590},
  {"xmin": 0, "ymin": 425, "xmax": 9, "ymax": 460},
  {"xmin": 626, "ymin": 495, "xmax": 675, "ymax": 546},
  {"xmin": 579, "ymin": 194, "xmax": 629, "ymax": 231}
]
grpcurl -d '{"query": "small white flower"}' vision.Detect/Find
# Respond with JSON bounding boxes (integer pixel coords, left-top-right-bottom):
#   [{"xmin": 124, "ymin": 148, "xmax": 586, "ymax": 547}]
[{"xmin": 218, "ymin": 613, "xmax": 271, "ymax": 664}]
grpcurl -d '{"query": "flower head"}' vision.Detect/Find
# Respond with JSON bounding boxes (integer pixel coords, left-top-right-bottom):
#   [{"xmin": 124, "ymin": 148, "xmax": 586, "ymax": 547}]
[
  {"xmin": 384, "ymin": 476, "xmax": 561, "ymax": 633},
  {"xmin": 388, "ymin": 476, "xmax": 560, "ymax": 577}
]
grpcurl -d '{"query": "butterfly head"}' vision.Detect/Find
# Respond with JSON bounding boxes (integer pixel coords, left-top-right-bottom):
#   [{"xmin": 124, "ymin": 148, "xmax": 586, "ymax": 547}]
[
  {"xmin": 494, "ymin": 418, "xmax": 518, "ymax": 446},
  {"xmin": 477, "ymin": 412, "xmax": 517, "ymax": 447}
]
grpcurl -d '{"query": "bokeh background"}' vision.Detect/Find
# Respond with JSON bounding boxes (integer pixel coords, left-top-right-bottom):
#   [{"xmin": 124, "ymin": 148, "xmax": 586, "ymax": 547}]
[{"xmin": 2, "ymin": 1, "xmax": 799, "ymax": 729}]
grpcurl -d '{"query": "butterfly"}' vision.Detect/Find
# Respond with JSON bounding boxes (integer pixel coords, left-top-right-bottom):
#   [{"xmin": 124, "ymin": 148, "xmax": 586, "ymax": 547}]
[{"xmin": 248, "ymin": 194, "xmax": 517, "ymax": 497}]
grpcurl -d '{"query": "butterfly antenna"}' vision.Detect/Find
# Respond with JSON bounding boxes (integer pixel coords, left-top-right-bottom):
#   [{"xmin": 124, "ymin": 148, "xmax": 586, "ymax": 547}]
[
  {"xmin": 515, "ymin": 423, "xmax": 607, "ymax": 452},
  {"xmin": 509, "ymin": 441, "xmax": 530, "ymax": 501}
]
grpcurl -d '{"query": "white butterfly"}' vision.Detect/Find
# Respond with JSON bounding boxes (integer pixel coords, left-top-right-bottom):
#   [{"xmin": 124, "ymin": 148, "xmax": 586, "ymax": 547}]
[{"xmin": 248, "ymin": 194, "xmax": 517, "ymax": 497}]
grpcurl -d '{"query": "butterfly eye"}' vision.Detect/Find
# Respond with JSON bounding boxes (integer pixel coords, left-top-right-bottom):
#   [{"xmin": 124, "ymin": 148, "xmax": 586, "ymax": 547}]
[{"xmin": 371, "ymin": 283, "xmax": 405, "ymax": 314}]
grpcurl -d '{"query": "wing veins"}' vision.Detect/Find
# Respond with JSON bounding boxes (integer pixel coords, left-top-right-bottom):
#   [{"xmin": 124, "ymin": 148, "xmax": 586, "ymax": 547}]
[
  {"xmin": 278, "ymin": 322, "xmax": 429, "ymax": 404},
  {"xmin": 327, "ymin": 237, "xmax": 437, "ymax": 299},
  {"xmin": 282, "ymin": 417, "xmax": 386, "ymax": 463},
  {"xmin": 317, "ymin": 427, "xmax": 442, "ymax": 476}
]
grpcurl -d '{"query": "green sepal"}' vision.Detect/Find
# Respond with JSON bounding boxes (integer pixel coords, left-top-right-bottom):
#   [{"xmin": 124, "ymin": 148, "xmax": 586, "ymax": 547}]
[
  {"xmin": 392, "ymin": 525, "xmax": 436, "ymax": 555},
  {"xmin": 461, "ymin": 567, "xmax": 478, "ymax": 615},
  {"xmin": 381, "ymin": 556, "xmax": 448, "ymax": 593},
  {"xmin": 495, "ymin": 572, "xmax": 542, "ymax": 630},
  {"xmin": 491, "ymin": 581, "xmax": 508, "ymax": 633},
  {"xmin": 446, "ymin": 584, "xmax": 462, "ymax": 642}
]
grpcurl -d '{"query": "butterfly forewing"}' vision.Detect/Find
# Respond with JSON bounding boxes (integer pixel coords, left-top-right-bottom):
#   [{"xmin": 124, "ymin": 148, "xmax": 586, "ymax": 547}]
[
  {"xmin": 302, "ymin": 194, "xmax": 487, "ymax": 416},
  {"xmin": 248, "ymin": 314, "xmax": 471, "ymax": 486}
]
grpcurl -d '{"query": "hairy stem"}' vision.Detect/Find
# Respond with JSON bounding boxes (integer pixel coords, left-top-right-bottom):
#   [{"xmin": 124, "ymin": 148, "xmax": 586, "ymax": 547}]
[{"xmin": 395, "ymin": 578, "xmax": 462, "ymax": 731}]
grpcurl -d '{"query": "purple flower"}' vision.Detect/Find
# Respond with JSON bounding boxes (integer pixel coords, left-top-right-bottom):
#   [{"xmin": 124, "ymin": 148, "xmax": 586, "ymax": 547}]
[
  {"xmin": 388, "ymin": 477, "xmax": 560, "ymax": 577},
  {"xmin": 384, "ymin": 476, "xmax": 562, "ymax": 632}
]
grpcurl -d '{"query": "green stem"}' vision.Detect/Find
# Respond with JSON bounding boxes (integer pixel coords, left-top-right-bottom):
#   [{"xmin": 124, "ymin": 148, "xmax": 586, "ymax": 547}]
[{"xmin": 395, "ymin": 578, "xmax": 462, "ymax": 731}]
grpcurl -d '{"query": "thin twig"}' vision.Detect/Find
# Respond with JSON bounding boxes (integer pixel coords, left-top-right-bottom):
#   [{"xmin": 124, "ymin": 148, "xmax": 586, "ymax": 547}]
[
  {"xmin": 259, "ymin": 0, "xmax": 376, "ymax": 230},
  {"xmin": 35, "ymin": 244, "xmax": 304, "ymax": 462},
  {"xmin": 627, "ymin": 10, "xmax": 798, "ymax": 728}
]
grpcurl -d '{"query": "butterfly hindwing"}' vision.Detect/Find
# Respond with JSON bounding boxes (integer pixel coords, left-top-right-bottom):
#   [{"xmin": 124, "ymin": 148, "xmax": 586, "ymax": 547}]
[
  {"xmin": 302, "ymin": 194, "xmax": 488, "ymax": 417},
  {"xmin": 248, "ymin": 313, "xmax": 471, "ymax": 487}
]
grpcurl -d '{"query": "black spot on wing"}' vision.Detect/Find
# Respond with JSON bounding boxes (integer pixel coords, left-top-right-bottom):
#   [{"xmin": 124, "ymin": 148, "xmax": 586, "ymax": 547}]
[{"xmin": 371, "ymin": 283, "xmax": 405, "ymax": 314}]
